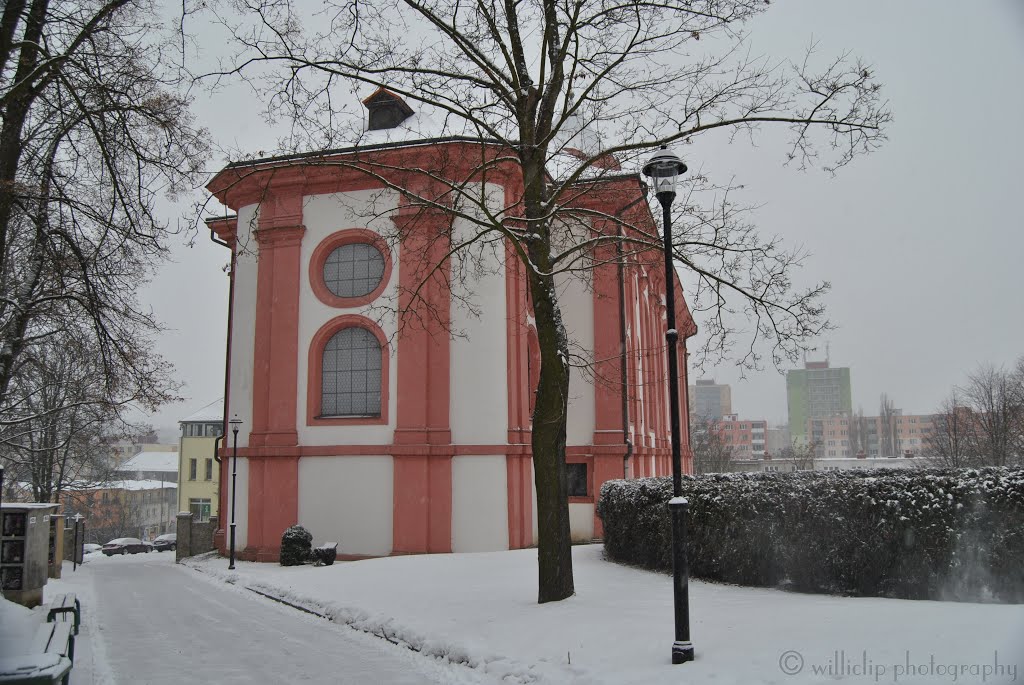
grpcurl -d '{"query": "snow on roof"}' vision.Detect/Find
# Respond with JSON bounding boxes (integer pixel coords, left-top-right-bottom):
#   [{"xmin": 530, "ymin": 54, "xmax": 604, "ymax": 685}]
[
  {"xmin": 72, "ymin": 480, "xmax": 176, "ymax": 492},
  {"xmin": 181, "ymin": 398, "xmax": 223, "ymax": 424},
  {"xmin": 0, "ymin": 502, "xmax": 60, "ymax": 510},
  {"xmin": 118, "ymin": 451, "xmax": 178, "ymax": 473},
  {"xmin": 115, "ymin": 479, "xmax": 176, "ymax": 491}
]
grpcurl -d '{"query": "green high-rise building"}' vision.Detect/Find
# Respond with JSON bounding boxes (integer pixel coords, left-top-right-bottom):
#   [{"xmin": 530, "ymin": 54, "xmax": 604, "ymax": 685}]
[{"xmin": 786, "ymin": 361, "xmax": 852, "ymax": 446}]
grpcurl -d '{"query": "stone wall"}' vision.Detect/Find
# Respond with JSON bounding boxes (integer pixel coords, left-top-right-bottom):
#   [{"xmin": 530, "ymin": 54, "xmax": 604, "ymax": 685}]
[{"xmin": 176, "ymin": 512, "xmax": 219, "ymax": 562}]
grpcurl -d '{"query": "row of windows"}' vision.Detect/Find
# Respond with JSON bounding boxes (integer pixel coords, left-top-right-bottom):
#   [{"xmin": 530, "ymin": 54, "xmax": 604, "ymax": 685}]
[{"xmin": 183, "ymin": 423, "xmax": 223, "ymax": 438}]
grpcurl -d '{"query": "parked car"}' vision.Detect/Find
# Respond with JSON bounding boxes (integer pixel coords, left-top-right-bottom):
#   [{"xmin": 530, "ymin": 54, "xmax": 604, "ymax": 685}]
[
  {"xmin": 101, "ymin": 538, "xmax": 151, "ymax": 555},
  {"xmin": 83, "ymin": 543, "xmax": 102, "ymax": 554},
  {"xmin": 153, "ymin": 534, "xmax": 176, "ymax": 552}
]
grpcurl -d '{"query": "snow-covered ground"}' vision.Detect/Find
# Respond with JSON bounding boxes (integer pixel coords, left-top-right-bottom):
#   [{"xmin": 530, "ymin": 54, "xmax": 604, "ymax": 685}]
[
  {"xmin": 37, "ymin": 550, "xmax": 477, "ymax": 685},
  {"xmin": 185, "ymin": 544, "xmax": 1024, "ymax": 685}
]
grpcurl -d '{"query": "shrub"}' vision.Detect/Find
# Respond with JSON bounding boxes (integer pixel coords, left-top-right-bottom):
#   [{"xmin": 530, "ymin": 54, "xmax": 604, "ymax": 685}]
[
  {"xmin": 597, "ymin": 467, "xmax": 1024, "ymax": 602},
  {"xmin": 280, "ymin": 525, "xmax": 313, "ymax": 566}
]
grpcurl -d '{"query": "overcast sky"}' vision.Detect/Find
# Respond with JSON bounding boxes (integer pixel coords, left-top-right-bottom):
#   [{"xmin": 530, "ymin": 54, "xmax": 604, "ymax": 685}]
[{"xmin": 140, "ymin": 1, "xmax": 1024, "ymax": 437}]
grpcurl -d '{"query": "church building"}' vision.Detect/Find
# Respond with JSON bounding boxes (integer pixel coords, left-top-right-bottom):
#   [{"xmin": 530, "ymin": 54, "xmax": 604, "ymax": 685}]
[{"xmin": 205, "ymin": 89, "xmax": 696, "ymax": 561}]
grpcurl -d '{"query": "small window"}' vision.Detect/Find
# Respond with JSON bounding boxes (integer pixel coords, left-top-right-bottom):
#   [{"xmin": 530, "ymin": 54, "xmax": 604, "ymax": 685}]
[
  {"xmin": 324, "ymin": 243, "xmax": 385, "ymax": 298},
  {"xmin": 321, "ymin": 327, "xmax": 382, "ymax": 416},
  {"xmin": 566, "ymin": 463, "xmax": 588, "ymax": 498},
  {"xmin": 189, "ymin": 459, "xmax": 197, "ymax": 481},
  {"xmin": 204, "ymin": 459, "xmax": 213, "ymax": 481}
]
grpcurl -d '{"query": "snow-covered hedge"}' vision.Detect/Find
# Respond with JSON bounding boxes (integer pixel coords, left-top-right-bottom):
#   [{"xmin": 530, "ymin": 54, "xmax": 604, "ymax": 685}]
[{"xmin": 597, "ymin": 467, "xmax": 1024, "ymax": 602}]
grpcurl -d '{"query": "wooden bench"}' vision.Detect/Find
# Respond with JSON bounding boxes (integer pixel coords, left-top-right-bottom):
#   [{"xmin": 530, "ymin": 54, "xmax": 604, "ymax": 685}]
[
  {"xmin": 0, "ymin": 654, "xmax": 72, "ymax": 685},
  {"xmin": 27, "ymin": 622, "xmax": 74, "ymax": 685},
  {"xmin": 45, "ymin": 594, "xmax": 80, "ymax": 636}
]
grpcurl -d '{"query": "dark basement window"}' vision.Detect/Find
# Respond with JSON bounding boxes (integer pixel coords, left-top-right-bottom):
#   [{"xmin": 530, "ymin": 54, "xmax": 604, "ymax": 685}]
[{"xmin": 566, "ymin": 463, "xmax": 588, "ymax": 498}]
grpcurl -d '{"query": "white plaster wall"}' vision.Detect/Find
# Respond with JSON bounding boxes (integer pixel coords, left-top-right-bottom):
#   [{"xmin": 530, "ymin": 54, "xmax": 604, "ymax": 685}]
[
  {"xmin": 449, "ymin": 211, "xmax": 508, "ymax": 445},
  {"xmin": 569, "ymin": 502, "xmax": 596, "ymax": 542},
  {"xmin": 225, "ymin": 457, "xmax": 249, "ymax": 548},
  {"xmin": 554, "ymin": 272, "xmax": 596, "ymax": 446},
  {"xmin": 229, "ymin": 204, "xmax": 259, "ymax": 448},
  {"xmin": 451, "ymin": 455, "xmax": 509, "ymax": 552},
  {"xmin": 297, "ymin": 190, "xmax": 400, "ymax": 446},
  {"xmin": 297, "ymin": 456, "xmax": 394, "ymax": 556}
]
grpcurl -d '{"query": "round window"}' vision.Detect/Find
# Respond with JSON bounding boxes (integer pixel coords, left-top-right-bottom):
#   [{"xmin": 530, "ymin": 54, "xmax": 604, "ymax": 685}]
[{"xmin": 323, "ymin": 242, "xmax": 385, "ymax": 299}]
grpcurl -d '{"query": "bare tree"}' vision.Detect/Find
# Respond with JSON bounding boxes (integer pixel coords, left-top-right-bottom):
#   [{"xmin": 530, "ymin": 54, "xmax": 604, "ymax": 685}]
[
  {"xmin": 878, "ymin": 393, "xmax": 898, "ymax": 457},
  {"xmin": 0, "ymin": 0, "xmax": 207, "ymax": 418},
  {"xmin": 0, "ymin": 326, "xmax": 163, "ymax": 503},
  {"xmin": 921, "ymin": 391, "xmax": 976, "ymax": 469},
  {"xmin": 691, "ymin": 419, "xmax": 734, "ymax": 474},
  {"xmin": 205, "ymin": 0, "xmax": 889, "ymax": 601},
  {"xmin": 961, "ymin": 364, "xmax": 1019, "ymax": 467},
  {"xmin": 780, "ymin": 439, "xmax": 817, "ymax": 471},
  {"xmin": 848, "ymin": 408, "xmax": 867, "ymax": 457},
  {"xmin": 1011, "ymin": 357, "xmax": 1024, "ymax": 462}
]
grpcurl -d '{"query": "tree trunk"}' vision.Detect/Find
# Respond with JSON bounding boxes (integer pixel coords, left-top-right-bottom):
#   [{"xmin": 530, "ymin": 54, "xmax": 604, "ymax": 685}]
[{"xmin": 527, "ymin": 268, "xmax": 574, "ymax": 603}]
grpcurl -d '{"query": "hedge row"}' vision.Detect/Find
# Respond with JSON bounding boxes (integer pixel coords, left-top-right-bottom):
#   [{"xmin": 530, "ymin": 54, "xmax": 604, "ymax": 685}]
[{"xmin": 597, "ymin": 467, "xmax": 1024, "ymax": 602}]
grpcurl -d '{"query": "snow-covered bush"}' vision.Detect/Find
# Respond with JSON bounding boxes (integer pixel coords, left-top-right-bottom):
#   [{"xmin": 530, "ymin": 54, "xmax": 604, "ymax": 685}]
[
  {"xmin": 597, "ymin": 467, "xmax": 1024, "ymax": 602},
  {"xmin": 280, "ymin": 525, "xmax": 313, "ymax": 566}
]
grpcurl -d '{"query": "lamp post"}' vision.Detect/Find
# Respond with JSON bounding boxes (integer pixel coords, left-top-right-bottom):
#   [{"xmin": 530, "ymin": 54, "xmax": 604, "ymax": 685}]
[
  {"xmin": 228, "ymin": 415, "xmax": 242, "ymax": 570},
  {"xmin": 643, "ymin": 145, "xmax": 694, "ymax": 665}
]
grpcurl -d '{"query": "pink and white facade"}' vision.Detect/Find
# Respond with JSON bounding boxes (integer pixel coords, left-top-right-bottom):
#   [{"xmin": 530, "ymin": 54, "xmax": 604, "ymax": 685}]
[{"xmin": 206, "ymin": 129, "xmax": 696, "ymax": 562}]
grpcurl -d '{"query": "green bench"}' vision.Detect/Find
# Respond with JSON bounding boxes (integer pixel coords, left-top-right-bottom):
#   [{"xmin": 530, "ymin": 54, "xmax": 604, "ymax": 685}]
[{"xmin": 45, "ymin": 594, "xmax": 80, "ymax": 636}]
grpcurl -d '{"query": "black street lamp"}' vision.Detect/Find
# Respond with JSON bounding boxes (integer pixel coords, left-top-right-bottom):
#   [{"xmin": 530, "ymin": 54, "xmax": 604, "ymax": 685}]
[
  {"xmin": 228, "ymin": 415, "xmax": 242, "ymax": 570},
  {"xmin": 643, "ymin": 145, "xmax": 694, "ymax": 665}
]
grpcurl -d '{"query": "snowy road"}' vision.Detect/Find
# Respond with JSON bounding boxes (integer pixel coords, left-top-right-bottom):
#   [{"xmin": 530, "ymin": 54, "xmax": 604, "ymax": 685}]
[{"xmin": 71, "ymin": 552, "xmax": 471, "ymax": 685}]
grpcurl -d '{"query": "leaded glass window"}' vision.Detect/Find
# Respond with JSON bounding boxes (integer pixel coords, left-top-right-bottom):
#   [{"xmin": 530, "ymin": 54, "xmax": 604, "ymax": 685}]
[
  {"xmin": 322, "ymin": 327, "xmax": 382, "ymax": 416},
  {"xmin": 323, "ymin": 242, "xmax": 385, "ymax": 298}
]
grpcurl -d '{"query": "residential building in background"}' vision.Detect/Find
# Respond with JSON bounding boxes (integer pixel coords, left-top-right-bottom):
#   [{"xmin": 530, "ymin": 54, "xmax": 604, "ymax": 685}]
[
  {"xmin": 62, "ymin": 480, "xmax": 178, "ymax": 542},
  {"xmin": 106, "ymin": 437, "xmax": 177, "ymax": 468},
  {"xmin": 116, "ymin": 451, "xmax": 178, "ymax": 482},
  {"xmin": 765, "ymin": 425, "xmax": 791, "ymax": 456},
  {"xmin": 689, "ymin": 379, "xmax": 732, "ymax": 422},
  {"xmin": 732, "ymin": 455, "xmax": 919, "ymax": 474},
  {"xmin": 786, "ymin": 360, "xmax": 852, "ymax": 446},
  {"xmin": 810, "ymin": 412, "xmax": 936, "ymax": 458},
  {"xmin": 178, "ymin": 400, "xmax": 224, "ymax": 523},
  {"xmin": 714, "ymin": 414, "xmax": 767, "ymax": 458}
]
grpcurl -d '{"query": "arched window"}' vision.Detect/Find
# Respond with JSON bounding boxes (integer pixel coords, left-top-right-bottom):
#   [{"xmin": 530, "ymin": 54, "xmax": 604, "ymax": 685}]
[
  {"xmin": 308, "ymin": 314, "xmax": 390, "ymax": 426},
  {"xmin": 321, "ymin": 327, "xmax": 382, "ymax": 417}
]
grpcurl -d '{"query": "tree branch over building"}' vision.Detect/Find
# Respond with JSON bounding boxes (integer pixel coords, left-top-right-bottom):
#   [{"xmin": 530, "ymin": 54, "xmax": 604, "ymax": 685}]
[{"xmin": 200, "ymin": 0, "xmax": 890, "ymax": 602}]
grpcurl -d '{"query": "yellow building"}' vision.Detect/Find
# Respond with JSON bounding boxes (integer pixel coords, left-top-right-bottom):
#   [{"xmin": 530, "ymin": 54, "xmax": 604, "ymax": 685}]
[{"xmin": 178, "ymin": 400, "xmax": 223, "ymax": 522}]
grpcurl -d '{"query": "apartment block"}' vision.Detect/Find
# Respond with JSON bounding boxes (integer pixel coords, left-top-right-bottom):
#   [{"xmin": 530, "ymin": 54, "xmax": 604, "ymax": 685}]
[
  {"xmin": 786, "ymin": 361, "xmax": 852, "ymax": 445},
  {"xmin": 689, "ymin": 379, "xmax": 732, "ymax": 422}
]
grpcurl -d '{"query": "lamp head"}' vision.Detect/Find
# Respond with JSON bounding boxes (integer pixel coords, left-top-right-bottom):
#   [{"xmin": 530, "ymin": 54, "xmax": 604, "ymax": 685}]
[
  {"xmin": 229, "ymin": 414, "xmax": 242, "ymax": 435},
  {"xmin": 642, "ymin": 145, "xmax": 688, "ymax": 197}
]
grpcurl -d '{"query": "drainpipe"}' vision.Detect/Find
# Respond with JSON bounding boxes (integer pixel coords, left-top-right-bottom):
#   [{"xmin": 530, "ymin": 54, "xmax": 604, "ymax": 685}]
[{"xmin": 210, "ymin": 225, "xmax": 234, "ymax": 539}]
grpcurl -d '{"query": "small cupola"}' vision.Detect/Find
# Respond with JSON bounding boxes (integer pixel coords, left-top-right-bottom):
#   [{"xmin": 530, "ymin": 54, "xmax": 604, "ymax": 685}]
[{"xmin": 363, "ymin": 87, "xmax": 415, "ymax": 131}]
